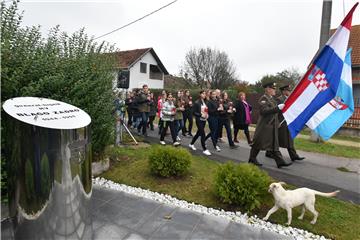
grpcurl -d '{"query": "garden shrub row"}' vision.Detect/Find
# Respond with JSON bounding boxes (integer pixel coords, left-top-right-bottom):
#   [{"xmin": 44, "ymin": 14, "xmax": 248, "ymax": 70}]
[{"xmin": 148, "ymin": 146, "xmax": 271, "ymax": 211}]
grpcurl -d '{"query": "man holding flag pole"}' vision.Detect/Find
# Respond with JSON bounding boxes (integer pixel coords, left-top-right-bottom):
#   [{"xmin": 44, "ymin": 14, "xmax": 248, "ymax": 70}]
[
  {"xmin": 249, "ymin": 2, "xmax": 358, "ymax": 168},
  {"xmin": 282, "ymin": 2, "xmax": 358, "ymax": 140}
]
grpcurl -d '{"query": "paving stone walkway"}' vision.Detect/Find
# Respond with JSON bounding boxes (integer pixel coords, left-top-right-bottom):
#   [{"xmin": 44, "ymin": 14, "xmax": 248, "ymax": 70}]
[
  {"xmin": 91, "ymin": 186, "xmax": 291, "ymax": 240},
  {"xmin": 1, "ymin": 186, "xmax": 291, "ymax": 240}
]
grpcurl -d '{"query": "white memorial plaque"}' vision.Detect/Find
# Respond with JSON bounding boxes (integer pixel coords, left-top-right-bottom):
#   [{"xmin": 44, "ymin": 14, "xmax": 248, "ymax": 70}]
[{"xmin": 3, "ymin": 97, "xmax": 91, "ymax": 129}]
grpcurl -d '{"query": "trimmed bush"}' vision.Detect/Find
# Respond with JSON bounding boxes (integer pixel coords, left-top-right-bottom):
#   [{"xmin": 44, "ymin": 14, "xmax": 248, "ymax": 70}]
[
  {"xmin": 215, "ymin": 162, "xmax": 271, "ymax": 211},
  {"xmin": 149, "ymin": 146, "xmax": 191, "ymax": 177}
]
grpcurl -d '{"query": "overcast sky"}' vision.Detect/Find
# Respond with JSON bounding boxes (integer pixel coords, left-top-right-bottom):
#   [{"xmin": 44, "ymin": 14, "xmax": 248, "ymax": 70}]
[{"xmin": 14, "ymin": 0, "xmax": 360, "ymax": 83}]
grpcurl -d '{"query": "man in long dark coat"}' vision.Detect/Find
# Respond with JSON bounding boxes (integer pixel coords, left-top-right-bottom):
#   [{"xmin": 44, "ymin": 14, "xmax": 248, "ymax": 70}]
[
  {"xmin": 266, "ymin": 85, "xmax": 305, "ymax": 161},
  {"xmin": 248, "ymin": 82, "xmax": 292, "ymax": 168}
]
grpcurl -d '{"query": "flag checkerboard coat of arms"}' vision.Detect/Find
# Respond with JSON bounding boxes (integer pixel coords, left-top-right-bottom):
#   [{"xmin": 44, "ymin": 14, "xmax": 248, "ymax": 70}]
[{"xmin": 308, "ymin": 66, "xmax": 329, "ymax": 91}]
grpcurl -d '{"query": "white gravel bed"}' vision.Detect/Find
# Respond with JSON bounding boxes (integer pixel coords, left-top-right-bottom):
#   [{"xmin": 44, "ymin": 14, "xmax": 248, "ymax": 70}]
[{"xmin": 93, "ymin": 177, "xmax": 328, "ymax": 240}]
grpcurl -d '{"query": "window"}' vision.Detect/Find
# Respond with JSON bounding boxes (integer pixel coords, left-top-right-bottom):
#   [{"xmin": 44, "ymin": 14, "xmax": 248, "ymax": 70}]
[
  {"xmin": 149, "ymin": 64, "xmax": 163, "ymax": 80},
  {"xmin": 140, "ymin": 62, "xmax": 147, "ymax": 73}
]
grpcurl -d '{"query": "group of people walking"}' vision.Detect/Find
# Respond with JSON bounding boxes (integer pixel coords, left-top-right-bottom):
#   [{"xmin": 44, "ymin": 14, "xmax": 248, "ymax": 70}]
[{"xmin": 123, "ymin": 82, "xmax": 304, "ymax": 168}]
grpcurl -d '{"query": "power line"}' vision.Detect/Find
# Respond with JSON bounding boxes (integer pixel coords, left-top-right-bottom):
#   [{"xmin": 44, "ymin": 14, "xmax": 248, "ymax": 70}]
[{"xmin": 94, "ymin": 0, "xmax": 178, "ymax": 40}]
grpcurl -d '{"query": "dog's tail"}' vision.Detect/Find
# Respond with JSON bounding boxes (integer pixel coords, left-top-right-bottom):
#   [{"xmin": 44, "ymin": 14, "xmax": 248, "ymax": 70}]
[{"xmin": 313, "ymin": 190, "xmax": 340, "ymax": 197}]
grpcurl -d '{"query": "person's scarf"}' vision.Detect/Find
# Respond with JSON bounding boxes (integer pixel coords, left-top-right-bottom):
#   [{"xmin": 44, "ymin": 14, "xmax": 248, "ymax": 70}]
[{"xmin": 243, "ymin": 100, "xmax": 251, "ymax": 124}]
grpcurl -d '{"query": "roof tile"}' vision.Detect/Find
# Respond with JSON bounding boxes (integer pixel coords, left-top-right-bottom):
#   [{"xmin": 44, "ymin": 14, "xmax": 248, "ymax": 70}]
[{"xmin": 113, "ymin": 48, "xmax": 151, "ymax": 69}]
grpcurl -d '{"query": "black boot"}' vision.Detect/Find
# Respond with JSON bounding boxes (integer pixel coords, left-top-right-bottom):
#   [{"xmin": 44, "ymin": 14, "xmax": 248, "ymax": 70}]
[
  {"xmin": 273, "ymin": 151, "xmax": 292, "ymax": 168},
  {"xmin": 248, "ymin": 159, "xmax": 263, "ymax": 166},
  {"xmin": 245, "ymin": 132, "xmax": 253, "ymax": 145},
  {"xmin": 248, "ymin": 148, "xmax": 262, "ymax": 166},
  {"xmin": 288, "ymin": 148, "xmax": 305, "ymax": 161},
  {"xmin": 265, "ymin": 151, "xmax": 275, "ymax": 158}
]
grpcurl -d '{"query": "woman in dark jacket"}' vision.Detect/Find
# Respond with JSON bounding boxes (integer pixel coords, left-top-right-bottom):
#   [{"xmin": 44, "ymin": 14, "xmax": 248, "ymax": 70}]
[
  {"xmin": 233, "ymin": 92, "xmax": 253, "ymax": 145},
  {"xmin": 189, "ymin": 90, "xmax": 211, "ymax": 156},
  {"xmin": 217, "ymin": 92, "xmax": 237, "ymax": 148},
  {"xmin": 205, "ymin": 91, "xmax": 221, "ymax": 152}
]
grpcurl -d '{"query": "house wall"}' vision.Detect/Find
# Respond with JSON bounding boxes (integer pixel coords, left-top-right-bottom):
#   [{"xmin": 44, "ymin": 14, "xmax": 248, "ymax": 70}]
[
  {"xmin": 113, "ymin": 52, "xmax": 164, "ymax": 91},
  {"xmin": 129, "ymin": 52, "xmax": 164, "ymax": 89}
]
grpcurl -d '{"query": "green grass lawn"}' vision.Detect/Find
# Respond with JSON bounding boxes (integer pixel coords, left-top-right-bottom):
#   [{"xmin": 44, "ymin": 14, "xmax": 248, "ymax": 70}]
[
  {"xmin": 294, "ymin": 138, "xmax": 360, "ymax": 159},
  {"xmin": 299, "ymin": 128, "xmax": 360, "ymax": 143},
  {"xmin": 100, "ymin": 145, "xmax": 360, "ymax": 240}
]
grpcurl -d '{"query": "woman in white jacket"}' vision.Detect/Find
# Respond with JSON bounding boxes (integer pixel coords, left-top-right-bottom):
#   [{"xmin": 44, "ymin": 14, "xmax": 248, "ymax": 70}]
[{"xmin": 160, "ymin": 93, "xmax": 180, "ymax": 146}]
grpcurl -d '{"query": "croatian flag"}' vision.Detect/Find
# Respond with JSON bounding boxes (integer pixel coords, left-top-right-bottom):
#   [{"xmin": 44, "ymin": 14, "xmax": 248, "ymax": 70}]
[
  {"xmin": 306, "ymin": 49, "xmax": 354, "ymax": 140},
  {"xmin": 282, "ymin": 2, "xmax": 358, "ymax": 139}
]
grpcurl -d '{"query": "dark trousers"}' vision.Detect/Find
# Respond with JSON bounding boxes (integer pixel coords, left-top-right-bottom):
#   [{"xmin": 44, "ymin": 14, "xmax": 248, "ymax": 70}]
[
  {"xmin": 148, "ymin": 115, "xmax": 155, "ymax": 130},
  {"xmin": 191, "ymin": 118, "xmax": 207, "ymax": 150},
  {"xmin": 267, "ymin": 148, "xmax": 299, "ymax": 160},
  {"xmin": 160, "ymin": 121, "xmax": 177, "ymax": 142},
  {"xmin": 218, "ymin": 118, "xmax": 234, "ymax": 146},
  {"xmin": 175, "ymin": 119, "xmax": 184, "ymax": 136},
  {"xmin": 182, "ymin": 111, "xmax": 193, "ymax": 134},
  {"xmin": 127, "ymin": 111, "xmax": 133, "ymax": 127},
  {"xmin": 234, "ymin": 125, "xmax": 251, "ymax": 143},
  {"xmin": 250, "ymin": 148, "xmax": 287, "ymax": 167},
  {"xmin": 137, "ymin": 112, "xmax": 149, "ymax": 134},
  {"xmin": 205, "ymin": 116, "xmax": 219, "ymax": 149},
  {"xmin": 287, "ymin": 148, "xmax": 300, "ymax": 160},
  {"xmin": 158, "ymin": 119, "xmax": 164, "ymax": 135}
]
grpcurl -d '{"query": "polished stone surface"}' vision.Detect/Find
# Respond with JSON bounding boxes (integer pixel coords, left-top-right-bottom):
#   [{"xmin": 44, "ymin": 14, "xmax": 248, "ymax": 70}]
[{"xmin": 2, "ymin": 186, "xmax": 291, "ymax": 240}]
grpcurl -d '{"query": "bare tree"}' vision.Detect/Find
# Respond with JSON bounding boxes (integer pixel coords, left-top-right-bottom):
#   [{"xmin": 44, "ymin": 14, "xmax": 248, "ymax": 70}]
[{"xmin": 182, "ymin": 47, "xmax": 238, "ymax": 89}]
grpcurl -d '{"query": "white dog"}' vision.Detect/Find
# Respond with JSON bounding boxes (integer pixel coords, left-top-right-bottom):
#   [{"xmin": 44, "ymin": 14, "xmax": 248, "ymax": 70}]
[{"xmin": 263, "ymin": 182, "xmax": 339, "ymax": 225}]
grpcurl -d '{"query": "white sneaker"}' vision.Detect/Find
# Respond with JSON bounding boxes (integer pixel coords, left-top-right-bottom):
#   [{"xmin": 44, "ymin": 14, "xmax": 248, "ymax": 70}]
[
  {"xmin": 189, "ymin": 144, "xmax": 197, "ymax": 151},
  {"xmin": 203, "ymin": 150, "xmax": 211, "ymax": 156},
  {"xmin": 216, "ymin": 146, "xmax": 221, "ymax": 152},
  {"xmin": 173, "ymin": 141, "xmax": 180, "ymax": 146},
  {"xmin": 160, "ymin": 141, "xmax": 166, "ymax": 145},
  {"xmin": 176, "ymin": 136, "xmax": 181, "ymax": 141}
]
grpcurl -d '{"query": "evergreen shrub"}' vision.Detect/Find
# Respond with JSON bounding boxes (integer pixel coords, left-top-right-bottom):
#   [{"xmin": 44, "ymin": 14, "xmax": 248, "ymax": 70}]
[
  {"xmin": 215, "ymin": 162, "xmax": 271, "ymax": 211},
  {"xmin": 149, "ymin": 146, "xmax": 191, "ymax": 177}
]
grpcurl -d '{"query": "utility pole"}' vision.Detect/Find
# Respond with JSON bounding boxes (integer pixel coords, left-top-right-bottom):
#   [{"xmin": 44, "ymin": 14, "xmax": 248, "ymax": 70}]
[{"xmin": 311, "ymin": 0, "xmax": 332, "ymax": 142}]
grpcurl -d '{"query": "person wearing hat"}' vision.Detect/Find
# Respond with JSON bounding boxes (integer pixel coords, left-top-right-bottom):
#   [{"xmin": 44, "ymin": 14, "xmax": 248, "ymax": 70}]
[
  {"xmin": 248, "ymin": 82, "xmax": 292, "ymax": 168},
  {"xmin": 265, "ymin": 84, "xmax": 305, "ymax": 161}
]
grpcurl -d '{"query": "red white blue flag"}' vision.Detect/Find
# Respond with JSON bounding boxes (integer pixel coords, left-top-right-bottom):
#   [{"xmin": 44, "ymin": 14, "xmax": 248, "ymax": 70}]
[
  {"xmin": 306, "ymin": 49, "xmax": 354, "ymax": 140},
  {"xmin": 282, "ymin": 2, "xmax": 358, "ymax": 139}
]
